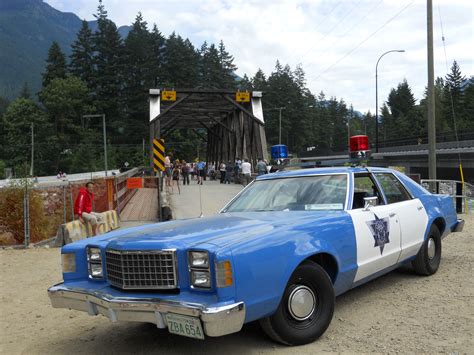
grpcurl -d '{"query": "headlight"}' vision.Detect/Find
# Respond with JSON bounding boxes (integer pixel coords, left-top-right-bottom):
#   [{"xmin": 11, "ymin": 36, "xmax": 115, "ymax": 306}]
[
  {"xmin": 61, "ymin": 253, "xmax": 76, "ymax": 273},
  {"xmin": 89, "ymin": 263, "xmax": 103, "ymax": 278},
  {"xmin": 188, "ymin": 250, "xmax": 211, "ymax": 289},
  {"xmin": 191, "ymin": 270, "xmax": 211, "ymax": 288},
  {"xmin": 188, "ymin": 251, "xmax": 209, "ymax": 268},
  {"xmin": 87, "ymin": 246, "xmax": 103, "ymax": 279},
  {"xmin": 87, "ymin": 247, "xmax": 101, "ymax": 261}
]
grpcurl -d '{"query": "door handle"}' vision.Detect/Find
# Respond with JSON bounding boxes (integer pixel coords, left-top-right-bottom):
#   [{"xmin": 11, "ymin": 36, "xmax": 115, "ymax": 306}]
[
  {"xmin": 417, "ymin": 206, "xmax": 424, "ymax": 211},
  {"xmin": 389, "ymin": 213, "xmax": 396, "ymax": 218}
]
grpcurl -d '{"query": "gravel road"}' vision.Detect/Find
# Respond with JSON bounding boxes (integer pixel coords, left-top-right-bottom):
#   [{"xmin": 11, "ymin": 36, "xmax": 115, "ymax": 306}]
[{"xmin": 1, "ymin": 216, "xmax": 473, "ymax": 354}]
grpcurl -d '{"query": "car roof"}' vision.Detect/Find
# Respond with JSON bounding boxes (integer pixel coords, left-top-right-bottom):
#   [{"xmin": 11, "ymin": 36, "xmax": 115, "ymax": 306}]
[{"xmin": 256, "ymin": 166, "xmax": 398, "ymax": 180}]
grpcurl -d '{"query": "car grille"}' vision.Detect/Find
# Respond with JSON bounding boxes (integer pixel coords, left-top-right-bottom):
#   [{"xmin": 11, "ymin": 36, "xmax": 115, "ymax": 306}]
[{"xmin": 105, "ymin": 250, "xmax": 178, "ymax": 290}]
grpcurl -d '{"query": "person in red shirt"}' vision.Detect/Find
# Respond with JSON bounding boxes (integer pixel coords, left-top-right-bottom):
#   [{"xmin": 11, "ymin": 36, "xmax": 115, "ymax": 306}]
[{"xmin": 74, "ymin": 181, "xmax": 103, "ymax": 236}]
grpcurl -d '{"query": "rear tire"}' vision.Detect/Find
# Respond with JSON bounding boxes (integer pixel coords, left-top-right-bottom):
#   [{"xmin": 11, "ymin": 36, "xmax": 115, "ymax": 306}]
[
  {"xmin": 260, "ymin": 261, "xmax": 335, "ymax": 345},
  {"xmin": 412, "ymin": 224, "xmax": 441, "ymax": 276}
]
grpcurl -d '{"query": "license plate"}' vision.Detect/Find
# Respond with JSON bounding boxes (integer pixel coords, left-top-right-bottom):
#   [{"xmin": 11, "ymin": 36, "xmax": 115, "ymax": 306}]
[{"xmin": 166, "ymin": 313, "xmax": 205, "ymax": 340}]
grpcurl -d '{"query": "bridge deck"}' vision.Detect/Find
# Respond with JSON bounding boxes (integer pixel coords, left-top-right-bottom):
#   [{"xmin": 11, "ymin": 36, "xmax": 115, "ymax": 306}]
[
  {"xmin": 120, "ymin": 188, "xmax": 158, "ymax": 221},
  {"xmin": 169, "ymin": 179, "xmax": 243, "ymax": 219}
]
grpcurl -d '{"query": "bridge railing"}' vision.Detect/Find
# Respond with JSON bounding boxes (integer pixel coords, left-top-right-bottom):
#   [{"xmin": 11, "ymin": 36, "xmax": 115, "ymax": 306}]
[
  {"xmin": 377, "ymin": 130, "xmax": 474, "ymax": 149},
  {"xmin": 421, "ymin": 179, "xmax": 473, "ymax": 214}
]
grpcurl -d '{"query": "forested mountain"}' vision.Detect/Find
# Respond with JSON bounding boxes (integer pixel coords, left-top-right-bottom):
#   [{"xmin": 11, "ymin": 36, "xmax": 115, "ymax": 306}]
[{"xmin": 0, "ymin": 0, "xmax": 130, "ymax": 99}]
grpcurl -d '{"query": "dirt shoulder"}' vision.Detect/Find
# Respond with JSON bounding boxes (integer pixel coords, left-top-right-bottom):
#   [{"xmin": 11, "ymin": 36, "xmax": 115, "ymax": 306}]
[{"xmin": 1, "ymin": 216, "xmax": 473, "ymax": 354}]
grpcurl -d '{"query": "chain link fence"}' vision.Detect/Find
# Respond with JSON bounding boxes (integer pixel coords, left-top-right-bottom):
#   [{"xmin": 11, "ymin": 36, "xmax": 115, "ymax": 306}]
[{"xmin": 0, "ymin": 168, "xmax": 149, "ymax": 247}]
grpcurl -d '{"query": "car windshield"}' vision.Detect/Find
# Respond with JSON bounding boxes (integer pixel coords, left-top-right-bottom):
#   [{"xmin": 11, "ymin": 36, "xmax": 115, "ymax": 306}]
[{"xmin": 223, "ymin": 174, "xmax": 347, "ymax": 212}]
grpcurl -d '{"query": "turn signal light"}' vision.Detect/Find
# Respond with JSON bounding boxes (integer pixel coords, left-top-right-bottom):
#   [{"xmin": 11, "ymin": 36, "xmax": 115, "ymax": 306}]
[
  {"xmin": 61, "ymin": 253, "xmax": 76, "ymax": 273},
  {"xmin": 216, "ymin": 260, "xmax": 233, "ymax": 288}
]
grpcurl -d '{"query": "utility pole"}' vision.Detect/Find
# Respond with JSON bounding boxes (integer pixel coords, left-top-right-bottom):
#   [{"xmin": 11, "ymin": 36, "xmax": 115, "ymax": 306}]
[
  {"xmin": 83, "ymin": 114, "xmax": 108, "ymax": 177},
  {"xmin": 279, "ymin": 108, "xmax": 282, "ymax": 145},
  {"xmin": 30, "ymin": 123, "xmax": 34, "ymax": 176},
  {"xmin": 427, "ymin": 0, "xmax": 437, "ymax": 182},
  {"xmin": 102, "ymin": 114, "xmax": 108, "ymax": 177}
]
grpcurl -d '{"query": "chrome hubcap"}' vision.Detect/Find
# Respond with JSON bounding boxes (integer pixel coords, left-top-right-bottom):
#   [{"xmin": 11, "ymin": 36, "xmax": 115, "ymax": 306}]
[
  {"xmin": 288, "ymin": 285, "xmax": 316, "ymax": 321},
  {"xmin": 427, "ymin": 237, "xmax": 436, "ymax": 259}
]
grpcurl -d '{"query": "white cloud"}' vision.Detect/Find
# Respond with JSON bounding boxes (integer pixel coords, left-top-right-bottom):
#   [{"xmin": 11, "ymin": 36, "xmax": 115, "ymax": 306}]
[{"xmin": 45, "ymin": 0, "xmax": 473, "ymax": 113}]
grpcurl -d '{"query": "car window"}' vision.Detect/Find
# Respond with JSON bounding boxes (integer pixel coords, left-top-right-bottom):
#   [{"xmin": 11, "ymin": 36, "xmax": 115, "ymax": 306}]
[
  {"xmin": 223, "ymin": 175, "xmax": 347, "ymax": 212},
  {"xmin": 374, "ymin": 173, "xmax": 411, "ymax": 204},
  {"xmin": 352, "ymin": 174, "xmax": 384, "ymax": 209}
]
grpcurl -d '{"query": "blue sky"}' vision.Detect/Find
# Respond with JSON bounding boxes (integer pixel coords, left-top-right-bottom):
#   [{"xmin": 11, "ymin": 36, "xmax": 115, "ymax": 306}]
[{"xmin": 45, "ymin": 0, "xmax": 473, "ymax": 114}]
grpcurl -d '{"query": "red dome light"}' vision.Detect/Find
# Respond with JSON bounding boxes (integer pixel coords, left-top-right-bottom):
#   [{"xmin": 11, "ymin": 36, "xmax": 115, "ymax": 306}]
[{"xmin": 350, "ymin": 135, "xmax": 369, "ymax": 152}]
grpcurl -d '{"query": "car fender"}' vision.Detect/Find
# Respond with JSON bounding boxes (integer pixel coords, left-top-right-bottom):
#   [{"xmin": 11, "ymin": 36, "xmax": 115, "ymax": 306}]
[
  {"xmin": 229, "ymin": 214, "xmax": 356, "ymax": 323},
  {"xmin": 418, "ymin": 194, "xmax": 456, "ymax": 240}
]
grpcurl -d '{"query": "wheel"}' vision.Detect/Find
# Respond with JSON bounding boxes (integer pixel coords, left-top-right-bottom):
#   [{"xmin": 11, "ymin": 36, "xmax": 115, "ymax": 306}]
[
  {"xmin": 412, "ymin": 224, "xmax": 441, "ymax": 276},
  {"xmin": 259, "ymin": 261, "xmax": 335, "ymax": 345}
]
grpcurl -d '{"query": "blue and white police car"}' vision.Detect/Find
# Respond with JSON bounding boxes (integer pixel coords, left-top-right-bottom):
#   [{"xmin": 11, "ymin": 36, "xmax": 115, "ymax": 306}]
[{"xmin": 48, "ymin": 167, "xmax": 464, "ymax": 345}]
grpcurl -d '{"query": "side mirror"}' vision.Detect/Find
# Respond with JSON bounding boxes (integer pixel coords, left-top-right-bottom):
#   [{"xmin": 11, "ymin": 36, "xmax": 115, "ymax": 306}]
[{"xmin": 363, "ymin": 196, "xmax": 378, "ymax": 211}]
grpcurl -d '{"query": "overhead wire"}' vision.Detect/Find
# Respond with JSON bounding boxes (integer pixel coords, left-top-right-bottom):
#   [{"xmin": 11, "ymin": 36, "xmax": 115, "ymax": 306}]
[
  {"xmin": 307, "ymin": 0, "xmax": 415, "ymax": 82},
  {"xmin": 309, "ymin": 0, "xmax": 384, "ymax": 62},
  {"xmin": 437, "ymin": 4, "xmax": 462, "ymax": 164},
  {"xmin": 437, "ymin": 3, "xmax": 466, "ymax": 211},
  {"xmin": 296, "ymin": 0, "xmax": 364, "ymax": 63}
]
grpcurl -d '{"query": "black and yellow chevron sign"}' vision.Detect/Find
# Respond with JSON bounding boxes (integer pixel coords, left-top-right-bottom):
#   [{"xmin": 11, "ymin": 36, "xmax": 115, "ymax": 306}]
[{"xmin": 153, "ymin": 138, "xmax": 165, "ymax": 173}]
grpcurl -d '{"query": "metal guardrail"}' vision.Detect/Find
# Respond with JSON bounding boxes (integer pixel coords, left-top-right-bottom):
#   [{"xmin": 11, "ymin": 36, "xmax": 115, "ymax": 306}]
[{"xmin": 421, "ymin": 179, "xmax": 473, "ymax": 214}]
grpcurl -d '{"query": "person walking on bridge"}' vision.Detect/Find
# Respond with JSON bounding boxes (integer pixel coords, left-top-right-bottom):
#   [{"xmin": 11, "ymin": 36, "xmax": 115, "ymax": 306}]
[
  {"xmin": 256, "ymin": 158, "xmax": 268, "ymax": 176},
  {"xmin": 241, "ymin": 158, "xmax": 252, "ymax": 186},
  {"xmin": 219, "ymin": 161, "xmax": 226, "ymax": 184},
  {"xmin": 224, "ymin": 161, "xmax": 233, "ymax": 184},
  {"xmin": 197, "ymin": 160, "xmax": 206, "ymax": 185},
  {"xmin": 181, "ymin": 160, "xmax": 190, "ymax": 185}
]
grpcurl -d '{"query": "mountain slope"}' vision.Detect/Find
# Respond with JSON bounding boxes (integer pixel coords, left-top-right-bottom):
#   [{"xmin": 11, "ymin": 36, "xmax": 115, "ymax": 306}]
[{"xmin": 0, "ymin": 0, "xmax": 130, "ymax": 99}]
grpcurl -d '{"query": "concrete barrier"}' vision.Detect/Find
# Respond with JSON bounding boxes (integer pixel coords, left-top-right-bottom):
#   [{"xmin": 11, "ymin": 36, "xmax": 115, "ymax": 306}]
[{"xmin": 54, "ymin": 210, "xmax": 120, "ymax": 246}]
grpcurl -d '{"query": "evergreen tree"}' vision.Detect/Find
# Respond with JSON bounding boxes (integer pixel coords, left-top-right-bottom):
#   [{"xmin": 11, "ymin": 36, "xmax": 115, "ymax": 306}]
[
  {"xmin": 161, "ymin": 33, "xmax": 199, "ymax": 87},
  {"xmin": 19, "ymin": 82, "xmax": 31, "ymax": 99},
  {"xmin": 92, "ymin": 0, "xmax": 124, "ymax": 133},
  {"xmin": 2, "ymin": 98, "xmax": 57, "ymax": 175},
  {"xmin": 252, "ymin": 69, "xmax": 267, "ymax": 90},
  {"xmin": 0, "ymin": 96, "xmax": 9, "ymax": 163},
  {"xmin": 218, "ymin": 40, "xmax": 237, "ymax": 88},
  {"xmin": 445, "ymin": 60, "xmax": 465, "ymax": 106},
  {"xmin": 385, "ymin": 79, "xmax": 418, "ymax": 142},
  {"xmin": 200, "ymin": 43, "xmax": 221, "ymax": 87},
  {"xmin": 122, "ymin": 13, "xmax": 155, "ymax": 140},
  {"xmin": 313, "ymin": 91, "xmax": 331, "ymax": 153},
  {"xmin": 462, "ymin": 79, "xmax": 474, "ymax": 134},
  {"xmin": 42, "ymin": 42, "xmax": 67, "ymax": 88},
  {"xmin": 39, "ymin": 76, "xmax": 92, "ymax": 136},
  {"xmin": 70, "ymin": 20, "xmax": 95, "ymax": 87},
  {"xmin": 238, "ymin": 74, "xmax": 253, "ymax": 90},
  {"xmin": 443, "ymin": 61, "xmax": 467, "ymax": 133},
  {"xmin": 361, "ymin": 111, "xmax": 376, "ymax": 142},
  {"xmin": 149, "ymin": 24, "xmax": 166, "ymax": 85},
  {"xmin": 380, "ymin": 103, "xmax": 392, "ymax": 147}
]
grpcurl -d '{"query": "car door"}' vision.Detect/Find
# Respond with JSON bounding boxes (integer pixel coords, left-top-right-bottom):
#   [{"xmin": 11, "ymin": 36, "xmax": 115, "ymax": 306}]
[
  {"xmin": 348, "ymin": 173, "xmax": 402, "ymax": 282},
  {"xmin": 373, "ymin": 172, "xmax": 429, "ymax": 262}
]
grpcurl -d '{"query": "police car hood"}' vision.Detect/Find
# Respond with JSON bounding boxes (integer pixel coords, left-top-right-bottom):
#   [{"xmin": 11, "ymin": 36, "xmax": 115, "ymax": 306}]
[{"xmin": 89, "ymin": 212, "xmax": 345, "ymax": 251}]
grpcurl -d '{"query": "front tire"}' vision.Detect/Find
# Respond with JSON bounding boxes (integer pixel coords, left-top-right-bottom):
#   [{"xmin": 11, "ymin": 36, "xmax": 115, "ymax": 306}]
[
  {"xmin": 412, "ymin": 224, "xmax": 441, "ymax": 276},
  {"xmin": 260, "ymin": 261, "xmax": 335, "ymax": 345}
]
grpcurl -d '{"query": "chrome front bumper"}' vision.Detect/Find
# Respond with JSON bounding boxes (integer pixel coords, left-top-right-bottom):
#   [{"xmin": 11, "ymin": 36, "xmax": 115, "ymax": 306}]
[{"xmin": 48, "ymin": 284, "xmax": 245, "ymax": 337}]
